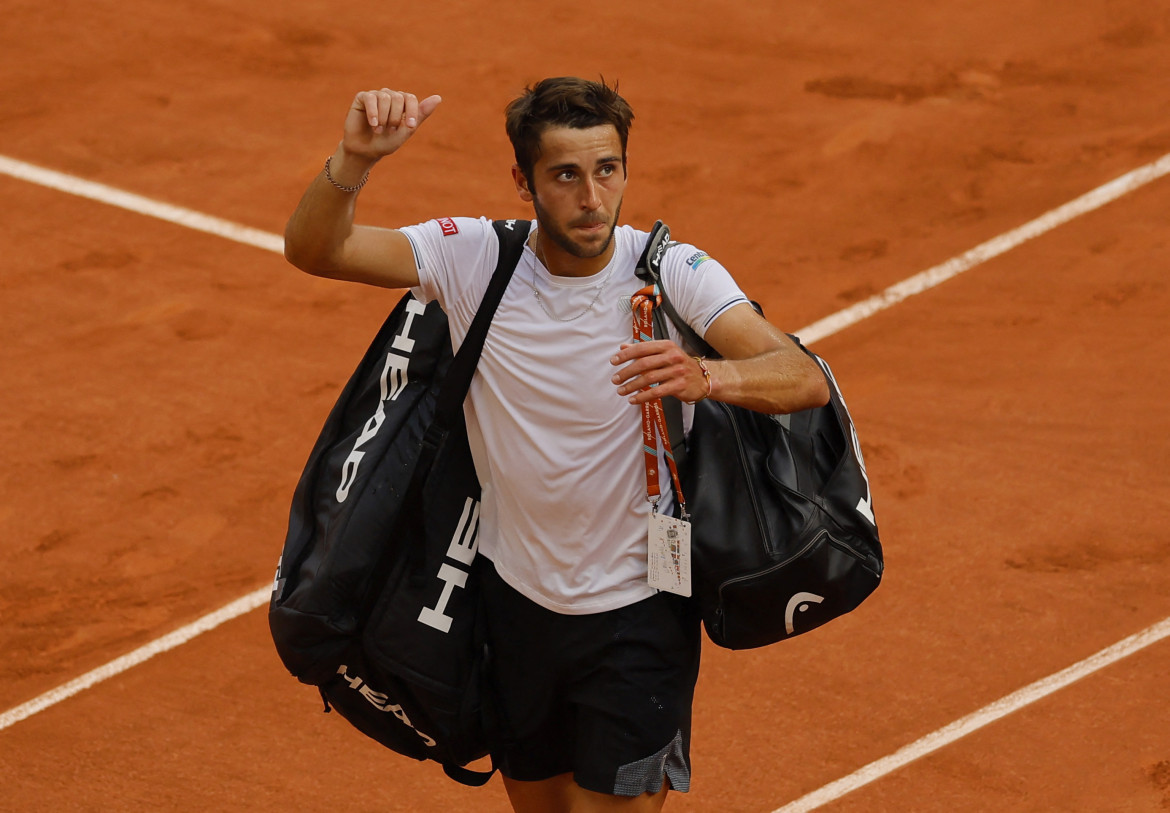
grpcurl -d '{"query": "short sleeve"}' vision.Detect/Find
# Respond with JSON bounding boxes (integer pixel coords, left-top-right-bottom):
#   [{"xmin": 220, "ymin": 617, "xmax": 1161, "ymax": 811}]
[
  {"xmin": 658, "ymin": 244, "xmax": 750, "ymax": 342},
  {"xmin": 399, "ymin": 216, "xmax": 497, "ymax": 321}
]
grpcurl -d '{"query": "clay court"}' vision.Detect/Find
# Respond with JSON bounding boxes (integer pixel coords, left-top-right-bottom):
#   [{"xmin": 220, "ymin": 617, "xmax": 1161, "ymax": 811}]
[{"xmin": 3, "ymin": 1, "xmax": 1170, "ymax": 810}]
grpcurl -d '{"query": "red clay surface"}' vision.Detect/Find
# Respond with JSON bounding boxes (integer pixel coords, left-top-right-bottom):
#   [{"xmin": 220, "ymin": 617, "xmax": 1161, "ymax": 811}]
[{"xmin": 3, "ymin": 1, "xmax": 1170, "ymax": 810}]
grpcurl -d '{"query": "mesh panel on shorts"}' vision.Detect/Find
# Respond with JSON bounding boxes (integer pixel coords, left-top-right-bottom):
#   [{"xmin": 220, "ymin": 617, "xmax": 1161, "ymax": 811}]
[{"xmin": 612, "ymin": 729, "xmax": 689, "ymax": 796}]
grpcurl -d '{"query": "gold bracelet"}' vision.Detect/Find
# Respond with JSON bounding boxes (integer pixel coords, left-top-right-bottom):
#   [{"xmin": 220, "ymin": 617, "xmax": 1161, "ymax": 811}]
[
  {"xmin": 685, "ymin": 356, "xmax": 713, "ymax": 404},
  {"xmin": 323, "ymin": 155, "xmax": 369, "ymax": 193}
]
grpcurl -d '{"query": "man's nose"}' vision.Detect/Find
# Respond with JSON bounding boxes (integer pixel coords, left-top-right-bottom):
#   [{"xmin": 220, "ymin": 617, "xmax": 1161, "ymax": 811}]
[{"xmin": 581, "ymin": 178, "xmax": 602, "ymax": 210}]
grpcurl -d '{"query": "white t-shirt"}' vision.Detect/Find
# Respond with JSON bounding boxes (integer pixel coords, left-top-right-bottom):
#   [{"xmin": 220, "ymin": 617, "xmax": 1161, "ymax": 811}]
[{"xmin": 403, "ymin": 217, "xmax": 748, "ymax": 614}]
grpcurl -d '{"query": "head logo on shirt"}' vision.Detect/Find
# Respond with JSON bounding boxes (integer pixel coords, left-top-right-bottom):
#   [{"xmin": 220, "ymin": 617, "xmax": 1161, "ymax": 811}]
[
  {"xmin": 438, "ymin": 217, "xmax": 459, "ymax": 237},
  {"xmin": 687, "ymin": 251, "xmax": 712, "ymax": 270}
]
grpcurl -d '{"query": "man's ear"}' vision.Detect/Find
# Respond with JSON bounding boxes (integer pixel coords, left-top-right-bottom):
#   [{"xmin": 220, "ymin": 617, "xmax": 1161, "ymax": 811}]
[{"xmin": 512, "ymin": 164, "xmax": 534, "ymax": 203}]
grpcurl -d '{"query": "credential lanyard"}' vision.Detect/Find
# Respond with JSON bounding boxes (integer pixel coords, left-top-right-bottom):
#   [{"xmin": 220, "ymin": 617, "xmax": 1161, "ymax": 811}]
[{"xmin": 631, "ymin": 285, "xmax": 688, "ymax": 521}]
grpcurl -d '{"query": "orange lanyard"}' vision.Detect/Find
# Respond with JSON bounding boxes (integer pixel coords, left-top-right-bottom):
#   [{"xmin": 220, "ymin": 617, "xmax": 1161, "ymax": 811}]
[{"xmin": 631, "ymin": 285, "xmax": 688, "ymax": 520}]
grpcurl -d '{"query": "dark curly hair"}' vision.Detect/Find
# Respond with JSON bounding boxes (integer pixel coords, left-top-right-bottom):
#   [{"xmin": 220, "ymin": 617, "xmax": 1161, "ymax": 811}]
[{"xmin": 505, "ymin": 76, "xmax": 634, "ymax": 185}]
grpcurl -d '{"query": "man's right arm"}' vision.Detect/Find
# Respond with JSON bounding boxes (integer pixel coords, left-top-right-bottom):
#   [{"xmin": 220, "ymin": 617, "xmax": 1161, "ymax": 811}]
[{"xmin": 283, "ymin": 89, "xmax": 442, "ymax": 290}]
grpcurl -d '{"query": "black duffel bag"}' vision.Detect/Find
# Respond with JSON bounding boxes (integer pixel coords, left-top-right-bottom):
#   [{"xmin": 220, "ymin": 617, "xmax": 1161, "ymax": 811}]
[
  {"xmin": 680, "ymin": 344, "xmax": 883, "ymax": 649},
  {"xmin": 636, "ymin": 222, "xmax": 884, "ymax": 650}
]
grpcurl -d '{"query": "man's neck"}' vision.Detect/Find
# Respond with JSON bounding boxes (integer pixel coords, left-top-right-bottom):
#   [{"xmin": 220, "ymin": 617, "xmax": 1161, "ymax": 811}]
[{"xmin": 534, "ymin": 229, "xmax": 615, "ymax": 278}]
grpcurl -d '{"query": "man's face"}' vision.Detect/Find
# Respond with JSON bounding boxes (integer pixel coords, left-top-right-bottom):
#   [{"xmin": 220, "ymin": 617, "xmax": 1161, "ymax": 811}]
[{"xmin": 515, "ymin": 124, "xmax": 627, "ymax": 265}]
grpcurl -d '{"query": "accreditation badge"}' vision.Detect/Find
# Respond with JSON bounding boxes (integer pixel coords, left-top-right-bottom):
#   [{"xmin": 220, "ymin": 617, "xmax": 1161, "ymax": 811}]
[{"xmin": 648, "ymin": 513, "xmax": 692, "ymax": 597}]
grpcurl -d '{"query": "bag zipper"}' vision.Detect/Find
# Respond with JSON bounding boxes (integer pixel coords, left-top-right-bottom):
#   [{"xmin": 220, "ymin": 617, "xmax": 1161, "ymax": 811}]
[
  {"xmin": 715, "ymin": 529, "xmax": 825, "ymax": 604},
  {"xmin": 714, "ymin": 527, "xmax": 877, "ymax": 607}
]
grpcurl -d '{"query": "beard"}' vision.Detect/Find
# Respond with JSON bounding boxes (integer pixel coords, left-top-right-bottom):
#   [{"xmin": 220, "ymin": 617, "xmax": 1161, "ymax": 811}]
[{"xmin": 532, "ymin": 195, "xmax": 623, "ymax": 260}]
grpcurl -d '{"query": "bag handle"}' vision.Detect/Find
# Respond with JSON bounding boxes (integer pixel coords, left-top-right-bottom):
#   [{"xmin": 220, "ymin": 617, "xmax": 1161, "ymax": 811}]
[
  {"xmin": 634, "ymin": 220, "xmax": 714, "ymax": 358},
  {"xmin": 633, "ymin": 221, "xmax": 768, "ymax": 474}
]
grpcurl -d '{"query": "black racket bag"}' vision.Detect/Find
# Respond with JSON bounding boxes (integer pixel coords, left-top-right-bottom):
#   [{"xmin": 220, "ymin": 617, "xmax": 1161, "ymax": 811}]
[{"xmin": 269, "ymin": 220, "xmax": 530, "ymax": 783}]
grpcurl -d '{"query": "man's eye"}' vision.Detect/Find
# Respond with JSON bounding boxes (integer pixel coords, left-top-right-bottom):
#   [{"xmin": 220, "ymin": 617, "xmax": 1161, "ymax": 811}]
[
  {"xmin": 558, "ymin": 171, "xmax": 575, "ymax": 181},
  {"xmin": 599, "ymin": 165, "xmax": 615, "ymax": 177}
]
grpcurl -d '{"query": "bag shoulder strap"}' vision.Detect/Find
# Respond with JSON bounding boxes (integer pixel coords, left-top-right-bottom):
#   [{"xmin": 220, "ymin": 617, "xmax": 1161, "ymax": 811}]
[
  {"xmin": 433, "ymin": 219, "xmax": 532, "ymax": 426},
  {"xmin": 632, "ymin": 220, "xmax": 769, "ymax": 472},
  {"xmin": 434, "ymin": 220, "xmax": 526, "ymax": 785},
  {"xmin": 634, "ymin": 220, "xmax": 714, "ymax": 358},
  {"xmin": 399, "ymin": 218, "xmax": 530, "ymax": 590}
]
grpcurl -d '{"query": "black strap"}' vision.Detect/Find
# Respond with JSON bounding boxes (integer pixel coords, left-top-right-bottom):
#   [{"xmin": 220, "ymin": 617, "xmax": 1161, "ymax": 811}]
[
  {"xmin": 442, "ymin": 759, "xmax": 497, "ymax": 787},
  {"xmin": 634, "ymin": 220, "xmax": 714, "ymax": 358},
  {"xmin": 633, "ymin": 221, "xmax": 764, "ymax": 478},
  {"xmin": 433, "ymin": 219, "xmax": 533, "ymax": 427},
  {"xmin": 428, "ymin": 226, "xmax": 530, "ymax": 786},
  {"xmin": 378, "ymin": 219, "xmax": 530, "ymax": 599}
]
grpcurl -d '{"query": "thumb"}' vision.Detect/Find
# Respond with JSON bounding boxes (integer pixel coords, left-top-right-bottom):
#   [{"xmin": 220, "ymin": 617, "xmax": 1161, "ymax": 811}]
[{"xmin": 417, "ymin": 94, "xmax": 442, "ymax": 124}]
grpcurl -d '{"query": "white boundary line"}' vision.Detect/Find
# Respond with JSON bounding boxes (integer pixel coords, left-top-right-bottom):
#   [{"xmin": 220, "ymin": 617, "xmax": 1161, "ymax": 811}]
[
  {"xmin": 2, "ymin": 152, "xmax": 1170, "ymax": 810},
  {"xmin": 0, "ymin": 155, "xmax": 284, "ymax": 254},
  {"xmin": 0, "ymin": 587, "xmax": 270, "ymax": 732},
  {"xmin": 772, "ymin": 616, "xmax": 1170, "ymax": 812},
  {"xmin": 796, "ymin": 151, "xmax": 1170, "ymax": 343}
]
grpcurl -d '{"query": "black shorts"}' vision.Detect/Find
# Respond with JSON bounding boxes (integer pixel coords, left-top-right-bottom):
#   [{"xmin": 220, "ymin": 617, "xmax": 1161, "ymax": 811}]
[{"xmin": 479, "ymin": 559, "xmax": 702, "ymax": 796}]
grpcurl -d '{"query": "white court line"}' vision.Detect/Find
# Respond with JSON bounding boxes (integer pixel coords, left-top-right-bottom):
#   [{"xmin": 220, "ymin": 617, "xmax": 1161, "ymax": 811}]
[
  {"xmin": 1, "ymin": 151, "xmax": 1170, "ymax": 801},
  {"xmin": 0, "ymin": 155, "xmax": 284, "ymax": 254},
  {"xmin": 0, "ymin": 587, "xmax": 270, "ymax": 732},
  {"xmin": 772, "ymin": 616, "xmax": 1170, "ymax": 813},
  {"xmin": 796, "ymin": 150, "xmax": 1170, "ymax": 343}
]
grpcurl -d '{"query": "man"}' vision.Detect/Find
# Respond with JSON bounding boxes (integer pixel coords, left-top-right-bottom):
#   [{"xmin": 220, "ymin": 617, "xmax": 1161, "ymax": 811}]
[{"xmin": 284, "ymin": 77, "xmax": 828, "ymax": 813}]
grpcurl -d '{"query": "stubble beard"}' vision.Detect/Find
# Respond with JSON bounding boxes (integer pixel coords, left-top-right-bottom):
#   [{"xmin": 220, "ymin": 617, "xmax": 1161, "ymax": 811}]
[{"xmin": 532, "ymin": 195, "xmax": 623, "ymax": 260}]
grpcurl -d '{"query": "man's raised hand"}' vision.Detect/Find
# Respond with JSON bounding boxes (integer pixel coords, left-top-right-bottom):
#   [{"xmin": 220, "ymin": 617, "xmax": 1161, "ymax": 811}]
[{"xmin": 342, "ymin": 88, "xmax": 442, "ymax": 160}]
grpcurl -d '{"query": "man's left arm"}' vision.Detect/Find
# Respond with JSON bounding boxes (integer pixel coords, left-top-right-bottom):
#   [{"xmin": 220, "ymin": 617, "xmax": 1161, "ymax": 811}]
[{"xmin": 610, "ymin": 301, "xmax": 829, "ymax": 414}]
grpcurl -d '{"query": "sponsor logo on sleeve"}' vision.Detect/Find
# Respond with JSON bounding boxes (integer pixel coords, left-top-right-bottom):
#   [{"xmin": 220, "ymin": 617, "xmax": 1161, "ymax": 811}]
[
  {"xmin": 437, "ymin": 217, "xmax": 459, "ymax": 237},
  {"xmin": 686, "ymin": 251, "xmax": 712, "ymax": 270}
]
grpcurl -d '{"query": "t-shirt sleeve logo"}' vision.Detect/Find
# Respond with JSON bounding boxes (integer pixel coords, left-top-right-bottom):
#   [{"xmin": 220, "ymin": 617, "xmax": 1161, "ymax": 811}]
[
  {"xmin": 437, "ymin": 217, "xmax": 459, "ymax": 237},
  {"xmin": 686, "ymin": 251, "xmax": 712, "ymax": 270}
]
